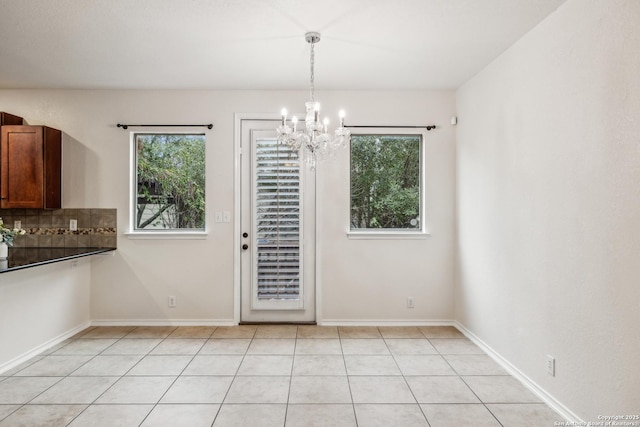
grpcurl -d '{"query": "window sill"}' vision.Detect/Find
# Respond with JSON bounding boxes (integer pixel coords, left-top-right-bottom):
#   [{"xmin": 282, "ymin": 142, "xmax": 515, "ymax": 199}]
[
  {"xmin": 125, "ymin": 231, "xmax": 208, "ymax": 240},
  {"xmin": 347, "ymin": 230, "xmax": 431, "ymax": 240}
]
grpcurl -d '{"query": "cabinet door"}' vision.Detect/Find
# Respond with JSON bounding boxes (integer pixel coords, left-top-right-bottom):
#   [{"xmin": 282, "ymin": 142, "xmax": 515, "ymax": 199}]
[
  {"xmin": 0, "ymin": 112, "xmax": 24, "ymax": 126},
  {"xmin": 1, "ymin": 126, "xmax": 45, "ymax": 209}
]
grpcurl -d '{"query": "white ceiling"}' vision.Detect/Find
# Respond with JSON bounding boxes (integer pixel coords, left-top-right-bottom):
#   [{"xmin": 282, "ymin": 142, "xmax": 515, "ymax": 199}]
[{"xmin": 0, "ymin": 0, "xmax": 566, "ymax": 90}]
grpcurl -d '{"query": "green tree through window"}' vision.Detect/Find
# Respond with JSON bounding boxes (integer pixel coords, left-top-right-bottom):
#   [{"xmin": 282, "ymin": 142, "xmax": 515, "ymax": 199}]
[
  {"xmin": 350, "ymin": 134, "xmax": 421, "ymax": 230},
  {"xmin": 135, "ymin": 133, "xmax": 205, "ymax": 230}
]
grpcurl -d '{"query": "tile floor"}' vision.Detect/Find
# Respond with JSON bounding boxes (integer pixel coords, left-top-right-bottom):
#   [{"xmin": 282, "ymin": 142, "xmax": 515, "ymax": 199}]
[{"xmin": 0, "ymin": 325, "xmax": 564, "ymax": 426}]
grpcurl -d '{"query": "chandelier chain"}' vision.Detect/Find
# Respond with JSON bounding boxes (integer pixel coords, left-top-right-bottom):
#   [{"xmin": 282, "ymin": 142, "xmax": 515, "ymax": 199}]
[{"xmin": 309, "ymin": 41, "xmax": 315, "ymax": 102}]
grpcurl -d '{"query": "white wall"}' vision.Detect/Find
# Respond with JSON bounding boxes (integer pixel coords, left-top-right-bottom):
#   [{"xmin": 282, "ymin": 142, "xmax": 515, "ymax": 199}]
[
  {"xmin": 0, "ymin": 259, "xmax": 91, "ymax": 370},
  {"xmin": 0, "ymin": 89, "xmax": 456, "ymax": 324},
  {"xmin": 318, "ymin": 91, "xmax": 456, "ymax": 322},
  {"xmin": 456, "ymin": 0, "xmax": 640, "ymax": 421}
]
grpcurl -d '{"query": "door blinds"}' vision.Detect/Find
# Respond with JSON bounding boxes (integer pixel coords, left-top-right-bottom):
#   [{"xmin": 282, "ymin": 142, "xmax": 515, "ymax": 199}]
[{"xmin": 254, "ymin": 138, "xmax": 302, "ymax": 301}]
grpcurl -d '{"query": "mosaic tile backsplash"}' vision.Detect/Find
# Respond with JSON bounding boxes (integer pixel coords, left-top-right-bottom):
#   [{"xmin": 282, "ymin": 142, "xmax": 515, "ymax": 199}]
[{"xmin": 0, "ymin": 208, "xmax": 117, "ymax": 248}]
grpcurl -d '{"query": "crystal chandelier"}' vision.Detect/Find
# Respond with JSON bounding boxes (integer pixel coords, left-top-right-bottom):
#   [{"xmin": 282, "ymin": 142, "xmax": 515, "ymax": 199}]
[{"xmin": 277, "ymin": 32, "xmax": 350, "ymax": 169}]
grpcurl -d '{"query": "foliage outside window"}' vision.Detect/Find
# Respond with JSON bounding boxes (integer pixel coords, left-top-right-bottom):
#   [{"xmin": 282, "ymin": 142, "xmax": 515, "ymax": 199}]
[
  {"xmin": 350, "ymin": 134, "xmax": 422, "ymax": 231},
  {"xmin": 134, "ymin": 133, "xmax": 205, "ymax": 231}
]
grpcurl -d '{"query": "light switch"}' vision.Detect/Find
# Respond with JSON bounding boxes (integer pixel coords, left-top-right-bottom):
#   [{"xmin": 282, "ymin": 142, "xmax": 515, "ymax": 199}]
[
  {"xmin": 215, "ymin": 212, "xmax": 223, "ymax": 223},
  {"xmin": 223, "ymin": 211, "xmax": 231, "ymax": 223}
]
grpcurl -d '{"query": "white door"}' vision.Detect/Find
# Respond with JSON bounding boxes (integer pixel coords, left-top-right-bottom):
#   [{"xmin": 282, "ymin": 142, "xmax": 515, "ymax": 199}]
[{"xmin": 240, "ymin": 119, "xmax": 315, "ymax": 323}]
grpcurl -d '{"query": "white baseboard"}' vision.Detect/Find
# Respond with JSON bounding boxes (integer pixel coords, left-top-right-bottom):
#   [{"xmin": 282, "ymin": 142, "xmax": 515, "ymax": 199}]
[
  {"xmin": 0, "ymin": 321, "xmax": 91, "ymax": 375},
  {"xmin": 90, "ymin": 319, "xmax": 237, "ymax": 327},
  {"xmin": 454, "ymin": 321, "xmax": 582, "ymax": 424},
  {"xmin": 319, "ymin": 319, "xmax": 455, "ymax": 327}
]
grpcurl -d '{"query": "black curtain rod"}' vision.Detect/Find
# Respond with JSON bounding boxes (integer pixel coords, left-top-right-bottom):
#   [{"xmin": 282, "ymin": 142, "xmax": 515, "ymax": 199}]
[
  {"xmin": 117, "ymin": 123, "xmax": 213, "ymax": 130},
  {"xmin": 345, "ymin": 124, "xmax": 436, "ymax": 131}
]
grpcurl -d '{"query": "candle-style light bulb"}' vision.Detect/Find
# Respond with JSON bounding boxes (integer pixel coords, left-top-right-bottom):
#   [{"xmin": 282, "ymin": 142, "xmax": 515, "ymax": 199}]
[
  {"xmin": 339, "ymin": 110, "xmax": 346, "ymax": 128},
  {"xmin": 281, "ymin": 108, "xmax": 287, "ymax": 126},
  {"xmin": 292, "ymin": 116, "xmax": 298, "ymax": 132},
  {"xmin": 323, "ymin": 118, "xmax": 329, "ymax": 133},
  {"xmin": 314, "ymin": 104, "xmax": 320, "ymax": 123}
]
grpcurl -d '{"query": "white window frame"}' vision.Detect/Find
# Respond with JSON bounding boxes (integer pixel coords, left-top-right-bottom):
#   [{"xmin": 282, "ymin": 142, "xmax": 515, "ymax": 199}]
[
  {"xmin": 347, "ymin": 127, "xmax": 429, "ymax": 240},
  {"xmin": 127, "ymin": 131, "xmax": 208, "ymax": 240}
]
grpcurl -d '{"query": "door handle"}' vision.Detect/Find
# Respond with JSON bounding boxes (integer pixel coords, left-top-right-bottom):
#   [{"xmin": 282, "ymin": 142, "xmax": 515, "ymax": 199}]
[{"xmin": 242, "ymin": 244, "xmax": 249, "ymax": 251}]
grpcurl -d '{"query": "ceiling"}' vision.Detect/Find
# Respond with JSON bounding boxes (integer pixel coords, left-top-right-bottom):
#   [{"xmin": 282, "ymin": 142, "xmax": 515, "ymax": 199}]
[{"xmin": 0, "ymin": 0, "xmax": 566, "ymax": 90}]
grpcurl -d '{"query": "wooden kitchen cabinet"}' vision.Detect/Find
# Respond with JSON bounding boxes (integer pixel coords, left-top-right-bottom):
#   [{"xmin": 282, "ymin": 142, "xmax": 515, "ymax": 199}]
[
  {"xmin": 0, "ymin": 112, "xmax": 23, "ymax": 126},
  {"xmin": 0, "ymin": 125, "xmax": 62, "ymax": 209}
]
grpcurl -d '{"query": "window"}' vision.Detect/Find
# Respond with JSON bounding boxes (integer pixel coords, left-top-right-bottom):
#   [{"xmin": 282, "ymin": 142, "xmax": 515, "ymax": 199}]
[
  {"xmin": 132, "ymin": 133, "xmax": 206, "ymax": 233},
  {"xmin": 254, "ymin": 137, "xmax": 302, "ymax": 303},
  {"xmin": 350, "ymin": 131, "xmax": 425, "ymax": 236}
]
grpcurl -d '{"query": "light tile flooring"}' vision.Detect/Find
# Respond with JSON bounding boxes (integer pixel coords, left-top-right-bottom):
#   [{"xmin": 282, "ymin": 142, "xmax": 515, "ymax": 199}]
[{"xmin": 0, "ymin": 325, "xmax": 564, "ymax": 426}]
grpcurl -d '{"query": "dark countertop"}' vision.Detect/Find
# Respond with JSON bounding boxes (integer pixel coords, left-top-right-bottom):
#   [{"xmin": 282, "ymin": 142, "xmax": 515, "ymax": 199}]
[{"xmin": 0, "ymin": 247, "xmax": 116, "ymax": 274}]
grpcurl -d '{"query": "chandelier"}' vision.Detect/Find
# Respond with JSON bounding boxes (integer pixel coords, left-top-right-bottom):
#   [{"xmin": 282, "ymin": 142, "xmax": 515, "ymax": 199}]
[{"xmin": 277, "ymin": 32, "xmax": 350, "ymax": 169}]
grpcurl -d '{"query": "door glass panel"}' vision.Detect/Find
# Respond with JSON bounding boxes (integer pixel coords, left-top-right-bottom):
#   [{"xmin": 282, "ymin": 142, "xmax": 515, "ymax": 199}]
[{"xmin": 253, "ymin": 137, "xmax": 302, "ymax": 304}]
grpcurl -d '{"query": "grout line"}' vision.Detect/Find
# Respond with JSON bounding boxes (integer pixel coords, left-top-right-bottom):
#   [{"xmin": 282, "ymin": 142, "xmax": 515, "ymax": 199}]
[
  {"xmin": 338, "ymin": 329, "xmax": 359, "ymax": 426},
  {"xmin": 457, "ymin": 375, "xmax": 505, "ymax": 426},
  {"xmin": 283, "ymin": 329, "xmax": 298, "ymax": 426},
  {"xmin": 347, "ymin": 328, "xmax": 464, "ymax": 425},
  {"xmin": 382, "ymin": 333, "xmax": 433, "ymax": 427},
  {"xmin": 210, "ymin": 327, "xmax": 257, "ymax": 424},
  {"xmin": 137, "ymin": 334, "xmax": 204, "ymax": 426}
]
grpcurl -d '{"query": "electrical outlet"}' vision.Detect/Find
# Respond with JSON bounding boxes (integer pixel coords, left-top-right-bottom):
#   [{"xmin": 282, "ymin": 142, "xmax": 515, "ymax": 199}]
[
  {"xmin": 70, "ymin": 261, "xmax": 78, "ymax": 269},
  {"xmin": 14, "ymin": 220, "xmax": 21, "ymax": 229},
  {"xmin": 69, "ymin": 219, "xmax": 78, "ymax": 231},
  {"xmin": 407, "ymin": 297, "xmax": 414, "ymax": 308},
  {"xmin": 168, "ymin": 296, "xmax": 176, "ymax": 308},
  {"xmin": 546, "ymin": 355, "xmax": 555, "ymax": 376}
]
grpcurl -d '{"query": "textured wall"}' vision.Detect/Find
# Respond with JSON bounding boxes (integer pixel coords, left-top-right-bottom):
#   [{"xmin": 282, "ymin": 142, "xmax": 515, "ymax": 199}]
[
  {"xmin": 456, "ymin": 0, "xmax": 640, "ymax": 420},
  {"xmin": 319, "ymin": 92, "xmax": 456, "ymax": 322},
  {"xmin": 0, "ymin": 89, "xmax": 456, "ymax": 324},
  {"xmin": 0, "ymin": 260, "xmax": 91, "ymax": 370}
]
